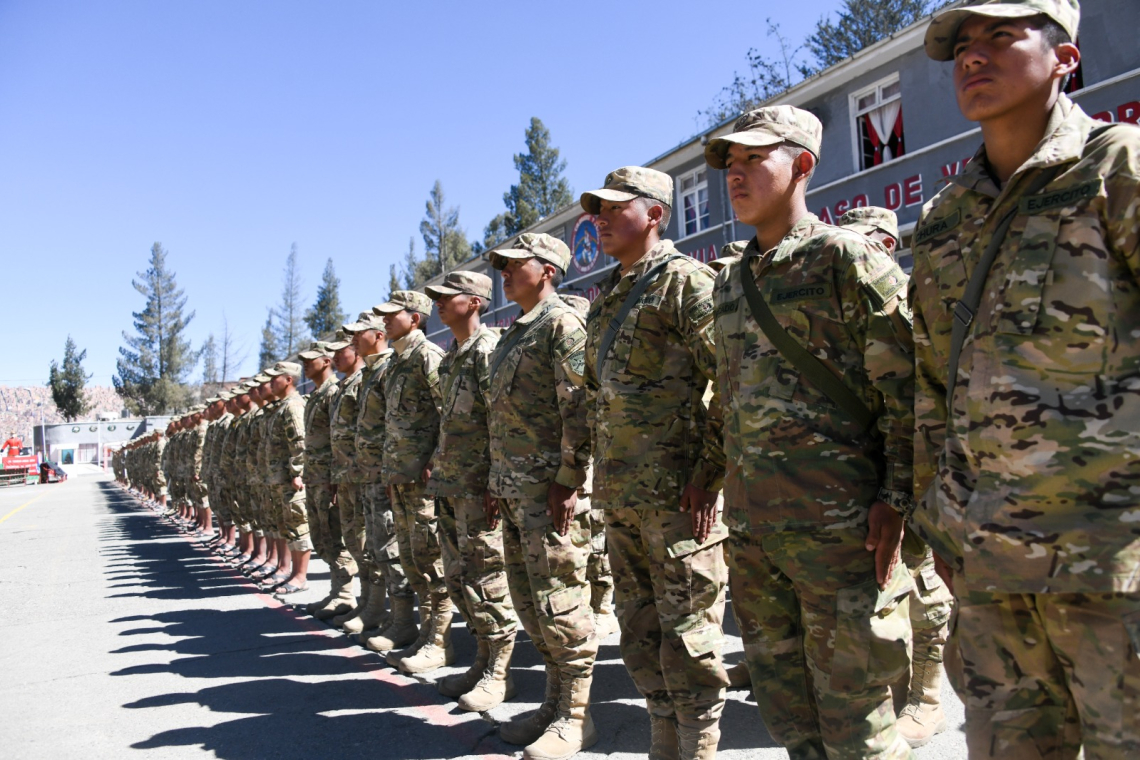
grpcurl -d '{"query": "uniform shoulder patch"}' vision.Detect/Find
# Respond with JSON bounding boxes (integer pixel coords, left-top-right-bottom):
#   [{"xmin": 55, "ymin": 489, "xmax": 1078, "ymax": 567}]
[
  {"xmin": 686, "ymin": 296, "xmax": 715, "ymax": 324},
  {"xmin": 567, "ymin": 350, "xmax": 585, "ymax": 377},
  {"xmin": 861, "ymin": 263, "xmax": 907, "ymax": 310},
  {"xmin": 553, "ymin": 327, "xmax": 587, "ymax": 360}
]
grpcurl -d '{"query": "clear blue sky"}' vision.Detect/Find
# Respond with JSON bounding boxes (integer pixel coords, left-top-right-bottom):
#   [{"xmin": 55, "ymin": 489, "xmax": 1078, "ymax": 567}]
[{"xmin": 0, "ymin": 0, "xmax": 836, "ymax": 388}]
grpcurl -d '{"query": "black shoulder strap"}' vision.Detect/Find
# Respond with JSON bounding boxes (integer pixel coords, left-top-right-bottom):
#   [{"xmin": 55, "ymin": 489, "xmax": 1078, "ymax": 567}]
[
  {"xmin": 594, "ymin": 254, "xmax": 686, "ymax": 376},
  {"xmin": 738, "ymin": 256, "xmax": 879, "ymax": 436}
]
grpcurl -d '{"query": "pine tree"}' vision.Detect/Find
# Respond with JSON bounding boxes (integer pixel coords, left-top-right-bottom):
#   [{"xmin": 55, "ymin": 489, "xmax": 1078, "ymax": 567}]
[
  {"xmin": 114, "ymin": 242, "xmax": 196, "ymax": 414},
  {"xmin": 304, "ymin": 257, "xmax": 347, "ymax": 339},
  {"xmin": 258, "ymin": 311, "xmax": 278, "ymax": 371},
  {"xmin": 273, "ymin": 243, "xmax": 308, "ymax": 357},
  {"xmin": 200, "ymin": 334, "xmax": 219, "ymax": 386},
  {"xmin": 48, "ymin": 336, "xmax": 92, "ymax": 422},
  {"xmin": 805, "ymin": 0, "xmax": 936, "ymax": 70},
  {"xmin": 219, "ymin": 313, "xmax": 247, "ymax": 383},
  {"xmin": 401, "ymin": 237, "xmax": 420, "ymax": 289},
  {"xmin": 388, "ymin": 264, "xmax": 402, "ymax": 300},
  {"xmin": 485, "ymin": 118, "xmax": 573, "ymax": 244},
  {"xmin": 698, "ymin": 21, "xmax": 809, "ymax": 126},
  {"xmin": 418, "ymin": 181, "xmax": 471, "ymax": 284}
]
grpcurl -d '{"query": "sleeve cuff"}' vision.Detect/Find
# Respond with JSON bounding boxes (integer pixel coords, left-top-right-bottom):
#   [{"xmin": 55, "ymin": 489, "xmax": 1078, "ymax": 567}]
[
  {"xmin": 688, "ymin": 460, "xmax": 724, "ymax": 494},
  {"xmin": 555, "ymin": 465, "xmax": 587, "ymax": 491},
  {"xmin": 877, "ymin": 487, "xmax": 915, "ymax": 519}
]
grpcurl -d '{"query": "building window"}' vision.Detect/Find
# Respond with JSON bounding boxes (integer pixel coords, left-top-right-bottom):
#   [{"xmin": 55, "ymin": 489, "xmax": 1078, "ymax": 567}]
[
  {"xmin": 853, "ymin": 74, "xmax": 905, "ymax": 171},
  {"xmin": 678, "ymin": 168, "xmax": 711, "ymax": 237}
]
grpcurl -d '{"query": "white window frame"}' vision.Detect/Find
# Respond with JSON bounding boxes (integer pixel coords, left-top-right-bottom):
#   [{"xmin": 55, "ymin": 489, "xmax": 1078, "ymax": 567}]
[
  {"xmin": 676, "ymin": 167, "xmax": 711, "ymax": 241},
  {"xmin": 849, "ymin": 72, "xmax": 903, "ymax": 173}
]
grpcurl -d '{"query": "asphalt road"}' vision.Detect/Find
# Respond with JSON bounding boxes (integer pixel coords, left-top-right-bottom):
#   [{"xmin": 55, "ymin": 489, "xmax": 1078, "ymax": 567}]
[{"xmin": 0, "ymin": 474, "xmax": 967, "ymax": 759}]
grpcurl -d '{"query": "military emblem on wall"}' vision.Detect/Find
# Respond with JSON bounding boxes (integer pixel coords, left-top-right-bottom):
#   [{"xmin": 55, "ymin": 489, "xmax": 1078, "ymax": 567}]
[{"xmin": 572, "ymin": 214, "xmax": 600, "ymax": 274}]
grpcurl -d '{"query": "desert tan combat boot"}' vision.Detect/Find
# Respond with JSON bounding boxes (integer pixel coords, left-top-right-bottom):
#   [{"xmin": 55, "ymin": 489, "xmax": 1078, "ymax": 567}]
[
  {"xmin": 386, "ymin": 595, "xmax": 433, "ymax": 668},
  {"xmin": 438, "ymin": 638, "xmax": 490, "ymax": 698},
  {"xmin": 895, "ymin": 657, "xmax": 947, "ymax": 747},
  {"xmin": 649, "ymin": 714, "xmax": 679, "ymax": 760},
  {"xmin": 398, "ymin": 594, "xmax": 456, "ymax": 674},
  {"xmin": 500, "ymin": 663, "xmax": 560, "ymax": 745},
  {"xmin": 678, "ymin": 721, "xmax": 720, "ymax": 760},
  {"xmin": 332, "ymin": 577, "xmax": 370, "ymax": 628},
  {"xmin": 343, "ymin": 582, "xmax": 387, "ymax": 636},
  {"xmin": 524, "ymin": 673, "xmax": 597, "ymax": 760},
  {"xmin": 309, "ymin": 567, "xmax": 355, "ymax": 620},
  {"xmin": 458, "ymin": 637, "xmax": 516, "ymax": 711},
  {"xmin": 591, "ymin": 583, "xmax": 620, "ymax": 639},
  {"xmin": 726, "ymin": 660, "xmax": 751, "ymax": 689},
  {"xmin": 366, "ymin": 596, "xmax": 418, "ymax": 652}
]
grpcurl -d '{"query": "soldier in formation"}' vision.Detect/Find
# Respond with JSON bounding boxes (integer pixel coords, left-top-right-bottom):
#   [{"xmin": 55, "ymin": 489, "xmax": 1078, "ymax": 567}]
[{"xmin": 111, "ymin": 4, "xmax": 1140, "ymax": 757}]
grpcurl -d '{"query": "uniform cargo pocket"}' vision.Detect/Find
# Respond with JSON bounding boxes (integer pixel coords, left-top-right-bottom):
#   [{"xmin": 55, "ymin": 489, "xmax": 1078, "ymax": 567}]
[
  {"xmin": 479, "ymin": 575, "xmax": 510, "ymax": 602},
  {"xmin": 830, "ymin": 566, "xmax": 914, "ymax": 692},
  {"xmin": 679, "ymin": 622, "xmax": 723, "ymax": 659},
  {"xmin": 544, "ymin": 585, "xmax": 592, "ymax": 647},
  {"xmin": 537, "ymin": 524, "xmax": 588, "ymax": 578}
]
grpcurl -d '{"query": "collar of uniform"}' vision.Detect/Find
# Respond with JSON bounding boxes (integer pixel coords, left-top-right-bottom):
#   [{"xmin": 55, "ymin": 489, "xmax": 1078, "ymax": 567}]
[
  {"xmin": 338, "ymin": 367, "xmax": 362, "ymax": 388},
  {"xmin": 451, "ymin": 323, "xmax": 489, "ymax": 359},
  {"xmin": 364, "ymin": 348, "xmax": 392, "ymax": 368},
  {"xmin": 392, "ymin": 330, "xmax": 424, "ymax": 356},
  {"xmin": 951, "ymin": 95, "xmax": 1089, "ymax": 197},
  {"xmin": 317, "ymin": 375, "xmax": 337, "ymax": 393},
  {"xmin": 515, "ymin": 291, "xmax": 560, "ymax": 325},
  {"xmin": 608, "ymin": 240, "xmax": 676, "ymax": 297}
]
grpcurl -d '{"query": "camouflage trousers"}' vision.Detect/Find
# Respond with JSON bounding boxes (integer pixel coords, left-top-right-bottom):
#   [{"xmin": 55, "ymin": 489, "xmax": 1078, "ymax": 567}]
[
  {"xmin": 587, "ymin": 508, "xmax": 614, "ymax": 610},
  {"xmin": 500, "ymin": 496, "xmax": 597, "ymax": 679},
  {"xmin": 336, "ymin": 483, "xmax": 366, "ymax": 585},
  {"xmin": 191, "ymin": 478, "xmax": 209, "ymax": 509},
  {"xmin": 900, "ymin": 533, "xmax": 953, "ymax": 681},
  {"xmin": 208, "ymin": 482, "xmax": 228, "ymax": 523},
  {"xmin": 605, "ymin": 507, "xmax": 729, "ymax": 728},
  {"xmin": 727, "ymin": 526, "xmax": 915, "ymax": 760},
  {"xmin": 438, "ymin": 495, "xmax": 518, "ymax": 642},
  {"xmin": 951, "ymin": 587, "xmax": 1140, "ymax": 759},
  {"xmin": 258, "ymin": 484, "xmax": 280, "ymax": 539},
  {"xmin": 271, "ymin": 485, "xmax": 312, "ymax": 552},
  {"xmin": 155, "ymin": 468, "xmax": 167, "ymax": 498},
  {"xmin": 247, "ymin": 484, "xmax": 266, "ymax": 536},
  {"xmin": 390, "ymin": 482, "xmax": 445, "ymax": 605},
  {"xmin": 230, "ymin": 485, "xmax": 252, "ymax": 534},
  {"xmin": 304, "ymin": 482, "xmax": 335, "ymax": 562},
  {"xmin": 364, "ymin": 483, "xmax": 411, "ymax": 598}
]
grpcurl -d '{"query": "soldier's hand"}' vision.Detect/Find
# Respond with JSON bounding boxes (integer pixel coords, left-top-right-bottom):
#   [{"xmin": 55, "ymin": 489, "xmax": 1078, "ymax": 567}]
[
  {"xmin": 483, "ymin": 491, "xmax": 500, "ymax": 529},
  {"xmin": 291, "ymin": 476, "xmax": 303, "ymax": 491},
  {"xmin": 421, "ymin": 465, "xmax": 432, "ymax": 484},
  {"xmin": 546, "ymin": 483, "xmax": 578, "ymax": 537},
  {"xmin": 933, "ymin": 552, "xmax": 954, "ymax": 595},
  {"xmin": 865, "ymin": 500, "xmax": 903, "ymax": 590},
  {"xmin": 680, "ymin": 483, "xmax": 718, "ymax": 544},
  {"xmin": 330, "ymin": 484, "xmax": 338, "ymax": 505}
]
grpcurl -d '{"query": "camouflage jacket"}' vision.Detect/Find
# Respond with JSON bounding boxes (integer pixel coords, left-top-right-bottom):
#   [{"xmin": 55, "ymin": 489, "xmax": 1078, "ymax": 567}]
[
  {"xmin": 712, "ymin": 215, "xmax": 914, "ymax": 535},
  {"xmin": 909, "ymin": 96, "xmax": 1140, "ymax": 593},
  {"xmin": 206, "ymin": 414, "xmax": 232, "ymax": 485},
  {"xmin": 487, "ymin": 293, "xmax": 591, "ymax": 502},
  {"xmin": 266, "ymin": 393, "xmax": 306, "ymax": 485},
  {"xmin": 382, "ymin": 331, "xmax": 443, "ymax": 485},
  {"xmin": 190, "ymin": 420, "xmax": 208, "ymax": 478},
  {"xmin": 235, "ymin": 410, "xmax": 257, "ymax": 486},
  {"xmin": 330, "ymin": 368, "xmax": 365, "ymax": 485},
  {"xmin": 354, "ymin": 350, "xmax": 395, "ymax": 481},
  {"xmin": 303, "ymin": 376, "xmax": 338, "ymax": 484},
  {"xmin": 246, "ymin": 405, "xmax": 270, "ymax": 485},
  {"xmin": 428, "ymin": 325, "xmax": 498, "ymax": 498},
  {"xmin": 585, "ymin": 240, "xmax": 725, "ymax": 511},
  {"xmin": 218, "ymin": 412, "xmax": 244, "ymax": 491}
]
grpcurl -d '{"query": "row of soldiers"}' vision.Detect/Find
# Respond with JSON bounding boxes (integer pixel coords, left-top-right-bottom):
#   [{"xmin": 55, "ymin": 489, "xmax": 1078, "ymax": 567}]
[{"xmin": 115, "ymin": 3, "xmax": 1140, "ymax": 758}]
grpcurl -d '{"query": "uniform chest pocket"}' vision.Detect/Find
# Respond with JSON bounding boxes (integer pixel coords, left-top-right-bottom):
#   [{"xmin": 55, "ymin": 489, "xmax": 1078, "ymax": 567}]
[
  {"xmin": 622, "ymin": 298, "xmax": 669, "ymax": 380},
  {"xmin": 490, "ymin": 345, "xmax": 526, "ymax": 400},
  {"xmin": 386, "ymin": 375, "xmax": 406, "ymax": 409},
  {"xmin": 765, "ymin": 308, "xmax": 812, "ymax": 402},
  {"xmin": 997, "ymin": 212, "xmax": 1060, "ymax": 335},
  {"xmin": 446, "ymin": 374, "xmax": 475, "ymax": 416}
]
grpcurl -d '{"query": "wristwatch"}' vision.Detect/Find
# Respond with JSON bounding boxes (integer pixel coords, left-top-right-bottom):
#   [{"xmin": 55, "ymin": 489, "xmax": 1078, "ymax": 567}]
[{"xmin": 877, "ymin": 487, "xmax": 914, "ymax": 517}]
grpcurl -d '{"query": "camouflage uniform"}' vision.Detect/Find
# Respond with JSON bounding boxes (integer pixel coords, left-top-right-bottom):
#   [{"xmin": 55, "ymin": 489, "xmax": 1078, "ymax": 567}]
[
  {"xmin": 428, "ymin": 321, "xmax": 518, "ymax": 642},
  {"xmin": 379, "ymin": 320, "xmax": 445, "ymax": 610},
  {"xmin": 909, "ymin": 45, "xmax": 1140, "ymax": 755},
  {"xmin": 486, "ymin": 287, "xmax": 596, "ymax": 678},
  {"xmin": 330, "ymin": 363, "xmax": 366, "ymax": 587},
  {"xmin": 303, "ymin": 371, "xmax": 349, "ymax": 575},
  {"xmin": 265, "ymin": 366, "xmax": 310, "ymax": 552},
  {"xmin": 706, "ymin": 107, "xmax": 917, "ymax": 760},
  {"xmin": 190, "ymin": 417, "xmax": 209, "ymax": 510},
  {"xmin": 582, "ymin": 166, "xmax": 730, "ymax": 751}
]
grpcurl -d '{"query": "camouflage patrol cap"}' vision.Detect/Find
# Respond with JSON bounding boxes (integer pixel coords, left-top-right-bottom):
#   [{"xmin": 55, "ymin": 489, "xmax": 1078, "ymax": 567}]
[
  {"xmin": 326, "ymin": 329, "xmax": 352, "ymax": 352},
  {"xmin": 425, "ymin": 270, "xmax": 493, "ymax": 301},
  {"xmin": 559, "ymin": 293, "xmax": 590, "ymax": 317},
  {"xmin": 709, "ymin": 240, "xmax": 749, "ymax": 273},
  {"xmin": 925, "ymin": 0, "xmax": 1079, "ymax": 61},
  {"xmin": 580, "ymin": 166, "xmax": 674, "ymax": 215},
  {"xmin": 266, "ymin": 361, "xmax": 302, "ymax": 379},
  {"xmin": 253, "ymin": 372, "xmax": 272, "ymax": 384},
  {"xmin": 705, "ymin": 106, "xmax": 823, "ymax": 169},
  {"xmin": 489, "ymin": 232, "xmax": 571, "ymax": 274},
  {"xmin": 838, "ymin": 206, "xmax": 900, "ymax": 243},
  {"xmin": 373, "ymin": 290, "xmax": 433, "ymax": 317},
  {"xmin": 298, "ymin": 341, "xmax": 332, "ymax": 361},
  {"xmin": 344, "ymin": 311, "xmax": 385, "ymax": 334}
]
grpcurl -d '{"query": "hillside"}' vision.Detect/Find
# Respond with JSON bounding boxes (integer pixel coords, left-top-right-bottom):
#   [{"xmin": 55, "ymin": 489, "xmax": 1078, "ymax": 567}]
[{"xmin": 0, "ymin": 386, "xmax": 127, "ymax": 443}]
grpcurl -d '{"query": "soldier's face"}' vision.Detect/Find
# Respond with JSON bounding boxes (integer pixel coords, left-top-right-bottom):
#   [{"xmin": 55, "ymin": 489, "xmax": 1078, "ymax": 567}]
[
  {"xmin": 382, "ymin": 310, "xmax": 415, "ymax": 341},
  {"xmin": 354, "ymin": 328, "xmax": 383, "ymax": 355},
  {"xmin": 952, "ymin": 17, "xmax": 1073, "ymax": 123},
  {"xmin": 724, "ymin": 142, "xmax": 797, "ymax": 228},
  {"xmin": 269, "ymin": 375, "xmax": 291, "ymax": 397},
  {"xmin": 333, "ymin": 347, "xmax": 357, "ymax": 373},
  {"xmin": 500, "ymin": 258, "xmax": 547, "ymax": 303},
  {"xmin": 435, "ymin": 293, "xmax": 475, "ymax": 327},
  {"xmin": 596, "ymin": 199, "xmax": 652, "ymax": 260}
]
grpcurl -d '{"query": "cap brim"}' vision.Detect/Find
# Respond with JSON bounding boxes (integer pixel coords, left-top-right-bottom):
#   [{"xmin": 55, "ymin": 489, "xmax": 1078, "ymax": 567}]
[
  {"xmin": 704, "ymin": 131, "xmax": 786, "ymax": 169},
  {"xmin": 424, "ymin": 284, "xmax": 464, "ymax": 299},
  {"xmin": 298, "ymin": 351, "xmax": 326, "ymax": 360},
  {"xmin": 924, "ymin": 5, "xmax": 1043, "ymax": 61},
  {"xmin": 374, "ymin": 302, "xmax": 407, "ymax": 315},
  {"xmin": 327, "ymin": 341, "xmax": 352, "ymax": 351},
  {"xmin": 580, "ymin": 188, "xmax": 639, "ymax": 214},
  {"xmin": 487, "ymin": 249, "xmax": 533, "ymax": 270}
]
